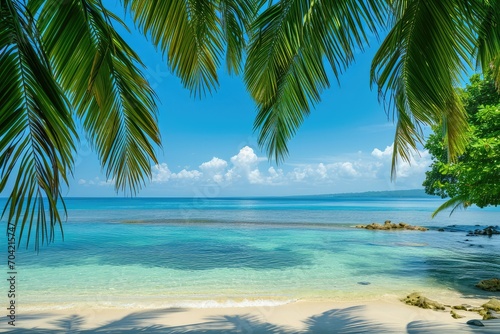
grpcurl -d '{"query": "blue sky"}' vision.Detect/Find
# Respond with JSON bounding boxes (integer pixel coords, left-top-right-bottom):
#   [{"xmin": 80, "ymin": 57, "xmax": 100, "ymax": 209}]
[{"xmin": 71, "ymin": 5, "xmax": 433, "ymax": 197}]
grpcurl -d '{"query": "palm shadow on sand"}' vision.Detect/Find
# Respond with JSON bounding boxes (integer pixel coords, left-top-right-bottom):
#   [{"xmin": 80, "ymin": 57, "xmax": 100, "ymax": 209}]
[{"xmin": 3, "ymin": 305, "xmax": 499, "ymax": 333}]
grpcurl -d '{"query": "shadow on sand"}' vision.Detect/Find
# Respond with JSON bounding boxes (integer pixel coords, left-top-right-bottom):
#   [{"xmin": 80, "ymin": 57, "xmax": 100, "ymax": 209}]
[{"xmin": 2, "ymin": 306, "xmax": 500, "ymax": 333}]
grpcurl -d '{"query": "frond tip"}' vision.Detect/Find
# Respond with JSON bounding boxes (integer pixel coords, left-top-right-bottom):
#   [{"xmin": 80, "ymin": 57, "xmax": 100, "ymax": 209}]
[{"xmin": 431, "ymin": 195, "xmax": 470, "ymax": 218}]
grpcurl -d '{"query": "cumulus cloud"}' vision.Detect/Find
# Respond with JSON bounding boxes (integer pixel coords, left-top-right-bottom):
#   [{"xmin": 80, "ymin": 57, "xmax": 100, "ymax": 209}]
[
  {"xmin": 230, "ymin": 146, "xmax": 260, "ymax": 169},
  {"xmin": 199, "ymin": 157, "xmax": 228, "ymax": 183},
  {"xmin": 172, "ymin": 169, "xmax": 202, "ymax": 180},
  {"xmin": 371, "ymin": 145, "xmax": 393, "ymax": 159},
  {"xmin": 371, "ymin": 143, "xmax": 431, "ymax": 179},
  {"xmin": 152, "ymin": 163, "xmax": 172, "ymax": 182},
  {"xmin": 199, "ymin": 157, "xmax": 227, "ymax": 172}
]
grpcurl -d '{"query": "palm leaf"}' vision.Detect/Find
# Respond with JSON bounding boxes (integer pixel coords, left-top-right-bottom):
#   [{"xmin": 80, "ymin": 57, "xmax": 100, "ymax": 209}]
[
  {"xmin": 371, "ymin": 0, "xmax": 474, "ymax": 175},
  {"xmin": 246, "ymin": 0, "xmax": 387, "ymax": 162},
  {"xmin": 30, "ymin": 0, "xmax": 161, "ymax": 194},
  {"xmin": 475, "ymin": 0, "xmax": 500, "ymax": 85},
  {"xmin": 0, "ymin": 0, "xmax": 76, "ymax": 249},
  {"xmin": 431, "ymin": 194, "xmax": 471, "ymax": 218},
  {"xmin": 123, "ymin": 0, "xmax": 222, "ymax": 97},
  {"xmin": 123, "ymin": 0, "xmax": 261, "ymax": 96},
  {"xmin": 219, "ymin": 0, "xmax": 259, "ymax": 75}
]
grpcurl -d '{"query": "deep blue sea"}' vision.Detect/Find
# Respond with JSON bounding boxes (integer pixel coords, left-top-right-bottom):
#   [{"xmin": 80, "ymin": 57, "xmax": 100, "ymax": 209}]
[{"xmin": 1, "ymin": 196, "xmax": 499, "ymax": 310}]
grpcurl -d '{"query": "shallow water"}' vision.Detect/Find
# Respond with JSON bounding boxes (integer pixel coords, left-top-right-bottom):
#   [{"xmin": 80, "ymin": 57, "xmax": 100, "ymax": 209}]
[{"xmin": 1, "ymin": 196, "xmax": 499, "ymax": 309}]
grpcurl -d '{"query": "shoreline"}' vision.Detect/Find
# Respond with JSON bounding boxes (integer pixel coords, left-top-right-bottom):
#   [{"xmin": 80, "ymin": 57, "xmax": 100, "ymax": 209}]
[{"xmin": 3, "ymin": 296, "xmax": 498, "ymax": 333}]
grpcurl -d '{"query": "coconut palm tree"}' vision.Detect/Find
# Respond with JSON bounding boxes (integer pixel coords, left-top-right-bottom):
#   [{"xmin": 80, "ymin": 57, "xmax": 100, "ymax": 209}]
[{"xmin": 1, "ymin": 0, "xmax": 499, "ymax": 249}]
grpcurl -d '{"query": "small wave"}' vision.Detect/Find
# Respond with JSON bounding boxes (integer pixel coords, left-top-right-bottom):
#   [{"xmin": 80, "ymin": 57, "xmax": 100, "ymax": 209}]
[
  {"xmin": 19, "ymin": 299, "xmax": 298, "ymax": 311},
  {"xmin": 165, "ymin": 299, "xmax": 297, "ymax": 309}
]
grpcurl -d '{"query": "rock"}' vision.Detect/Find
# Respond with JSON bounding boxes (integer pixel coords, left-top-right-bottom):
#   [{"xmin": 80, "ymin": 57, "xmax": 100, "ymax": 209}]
[
  {"xmin": 452, "ymin": 305, "xmax": 467, "ymax": 310},
  {"xmin": 482, "ymin": 298, "xmax": 500, "ymax": 312},
  {"xmin": 469, "ymin": 307, "xmax": 484, "ymax": 312},
  {"xmin": 475, "ymin": 308, "xmax": 500, "ymax": 320},
  {"xmin": 450, "ymin": 310, "xmax": 465, "ymax": 319},
  {"xmin": 487, "ymin": 310, "xmax": 500, "ymax": 319},
  {"xmin": 355, "ymin": 222, "xmax": 428, "ymax": 231},
  {"xmin": 357, "ymin": 281, "xmax": 371, "ymax": 285},
  {"xmin": 402, "ymin": 292, "xmax": 445, "ymax": 310},
  {"xmin": 467, "ymin": 319, "xmax": 485, "ymax": 327},
  {"xmin": 476, "ymin": 278, "xmax": 500, "ymax": 292},
  {"xmin": 438, "ymin": 228, "xmax": 445, "ymax": 232}
]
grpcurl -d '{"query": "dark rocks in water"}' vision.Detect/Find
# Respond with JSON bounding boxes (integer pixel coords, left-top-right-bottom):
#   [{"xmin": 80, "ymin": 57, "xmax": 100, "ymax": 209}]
[
  {"xmin": 476, "ymin": 278, "xmax": 500, "ymax": 292},
  {"xmin": 467, "ymin": 319, "xmax": 485, "ymax": 327},
  {"xmin": 438, "ymin": 228, "xmax": 445, "ymax": 232},
  {"xmin": 402, "ymin": 292, "xmax": 445, "ymax": 310},
  {"xmin": 467, "ymin": 226, "xmax": 500, "ymax": 237},
  {"xmin": 357, "ymin": 281, "xmax": 371, "ymax": 286},
  {"xmin": 356, "ymin": 220, "xmax": 427, "ymax": 231}
]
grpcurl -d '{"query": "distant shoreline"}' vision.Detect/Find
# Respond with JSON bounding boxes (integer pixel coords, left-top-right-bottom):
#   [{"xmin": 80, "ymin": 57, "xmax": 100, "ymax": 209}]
[{"xmin": 0, "ymin": 188, "xmax": 433, "ymax": 200}]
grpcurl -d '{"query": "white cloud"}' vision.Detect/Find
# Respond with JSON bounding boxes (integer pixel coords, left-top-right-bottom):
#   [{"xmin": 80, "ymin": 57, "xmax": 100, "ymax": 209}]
[
  {"xmin": 230, "ymin": 146, "xmax": 259, "ymax": 169},
  {"xmin": 199, "ymin": 157, "xmax": 227, "ymax": 172},
  {"xmin": 248, "ymin": 169, "xmax": 262, "ymax": 184},
  {"xmin": 371, "ymin": 145, "xmax": 392, "ymax": 159},
  {"xmin": 79, "ymin": 143, "xmax": 431, "ymax": 194},
  {"xmin": 370, "ymin": 143, "xmax": 431, "ymax": 179},
  {"xmin": 199, "ymin": 157, "xmax": 228, "ymax": 183},
  {"xmin": 152, "ymin": 163, "xmax": 172, "ymax": 183},
  {"xmin": 172, "ymin": 169, "xmax": 202, "ymax": 180}
]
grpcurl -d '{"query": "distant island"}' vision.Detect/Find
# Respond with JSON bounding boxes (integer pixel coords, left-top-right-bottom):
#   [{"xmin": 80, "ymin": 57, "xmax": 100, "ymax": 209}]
[{"xmin": 294, "ymin": 189, "xmax": 431, "ymax": 199}]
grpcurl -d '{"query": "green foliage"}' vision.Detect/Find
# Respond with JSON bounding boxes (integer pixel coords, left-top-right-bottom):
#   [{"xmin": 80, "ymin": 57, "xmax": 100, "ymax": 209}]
[{"xmin": 424, "ymin": 74, "xmax": 500, "ymax": 216}]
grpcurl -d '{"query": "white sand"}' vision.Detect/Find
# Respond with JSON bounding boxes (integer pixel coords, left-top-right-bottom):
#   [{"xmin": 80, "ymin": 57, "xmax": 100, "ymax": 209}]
[{"xmin": 2, "ymin": 295, "xmax": 499, "ymax": 333}]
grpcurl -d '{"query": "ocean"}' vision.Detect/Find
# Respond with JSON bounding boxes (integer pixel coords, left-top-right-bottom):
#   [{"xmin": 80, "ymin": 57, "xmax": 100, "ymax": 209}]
[{"xmin": 1, "ymin": 196, "xmax": 499, "ymax": 310}]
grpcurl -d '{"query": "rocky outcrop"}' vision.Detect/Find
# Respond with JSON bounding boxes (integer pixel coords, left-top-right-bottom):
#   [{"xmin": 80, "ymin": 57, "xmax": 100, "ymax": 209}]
[
  {"xmin": 356, "ymin": 220, "xmax": 427, "ymax": 231},
  {"xmin": 450, "ymin": 310, "xmax": 465, "ymax": 319},
  {"xmin": 476, "ymin": 278, "xmax": 500, "ymax": 292},
  {"xmin": 483, "ymin": 298, "xmax": 500, "ymax": 312},
  {"xmin": 403, "ymin": 294, "xmax": 500, "ymax": 320},
  {"xmin": 402, "ymin": 292, "xmax": 445, "ymax": 310}
]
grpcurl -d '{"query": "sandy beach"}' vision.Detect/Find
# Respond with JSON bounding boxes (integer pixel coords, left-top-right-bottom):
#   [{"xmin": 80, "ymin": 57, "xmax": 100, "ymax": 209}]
[{"xmin": 3, "ymin": 296, "xmax": 499, "ymax": 333}]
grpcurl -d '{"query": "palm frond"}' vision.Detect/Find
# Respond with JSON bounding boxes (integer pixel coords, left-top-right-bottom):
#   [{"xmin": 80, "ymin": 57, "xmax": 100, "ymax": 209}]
[
  {"xmin": 123, "ymin": 0, "xmax": 262, "ymax": 95},
  {"xmin": 219, "ymin": 0, "xmax": 258, "ymax": 75},
  {"xmin": 371, "ymin": 0, "xmax": 474, "ymax": 172},
  {"xmin": 123, "ymin": 0, "xmax": 222, "ymax": 97},
  {"xmin": 431, "ymin": 194, "xmax": 470, "ymax": 218},
  {"xmin": 0, "ymin": 0, "xmax": 76, "ymax": 249},
  {"xmin": 31, "ymin": 0, "xmax": 161, "ymax": 194},
  {"xmin": 246, "ymin": 0, "xmax": 387, "ymax": 162},
  {"xmin": 475, "ymin": 0, "xmax": 500, "ymax": 85}
]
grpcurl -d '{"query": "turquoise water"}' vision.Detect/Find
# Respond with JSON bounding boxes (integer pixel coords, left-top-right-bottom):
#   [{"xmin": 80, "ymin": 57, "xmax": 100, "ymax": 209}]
[{"xmin": 1, "ymin": 197, "xmax": 499, "ymax": 310}]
